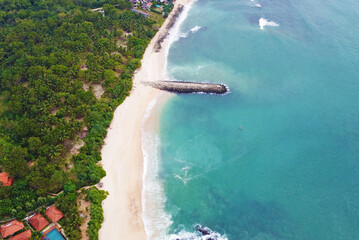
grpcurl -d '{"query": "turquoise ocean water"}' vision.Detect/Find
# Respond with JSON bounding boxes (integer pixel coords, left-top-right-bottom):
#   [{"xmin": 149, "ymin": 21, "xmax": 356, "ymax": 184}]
[{"xmin": 152, "ymin": 0, "xmax": 359, "ymax": 239}]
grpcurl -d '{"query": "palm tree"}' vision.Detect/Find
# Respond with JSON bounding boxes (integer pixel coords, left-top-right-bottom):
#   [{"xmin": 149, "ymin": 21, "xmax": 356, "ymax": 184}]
[
  {"xmin": 48, "ymin": 144, "xmax": 62, "ymax": 160},
  {"xmin": 58, "ymin": 128, "xmax": 68, "ymax": 142}
]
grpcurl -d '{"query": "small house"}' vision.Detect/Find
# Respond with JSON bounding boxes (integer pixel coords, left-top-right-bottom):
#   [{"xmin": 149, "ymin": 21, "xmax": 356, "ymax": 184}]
[
  {"xmin": 0, "ymin": 220, "xmax": 24, "ymax": 238},
  {"xmin": 28, "ymin": 213, "xmax": 49, "ymax": 231},
  {"xmin": 0, "ymin": 172, "xmax": 13, "ymax": 186},
  {"xmin": 9, "ymin": 229, "xmax": 32, "ymax": 240},
  {"xmin": 46, "ymin": 205, "xmax": 64, "ymax": 223}
]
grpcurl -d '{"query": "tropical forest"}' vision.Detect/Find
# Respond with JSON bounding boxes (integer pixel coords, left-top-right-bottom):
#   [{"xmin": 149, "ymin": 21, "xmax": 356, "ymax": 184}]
[{"xmin": 0, "ymin": 0, "xmax": 163, "ymax": 239}]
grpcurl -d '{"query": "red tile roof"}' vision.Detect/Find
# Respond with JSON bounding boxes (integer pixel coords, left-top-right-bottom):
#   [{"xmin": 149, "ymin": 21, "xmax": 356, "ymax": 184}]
[
  {"xmin": 28, "ymin": 213, "xmax": 49, "ymax": 231},
  {"xmin": 0, "ymin": 172, "xmax": 13, "ymax": 186},
  {"xmin": 0, "ymin": 220, "xmax": 24, "ymax": 238},
  {"xmin": 45, "ymin": 205, "xmax": 64, "ymax": 223},
  {"xmin": 9, "ymin": 229, "xmax": 32, "ymax": 240}
]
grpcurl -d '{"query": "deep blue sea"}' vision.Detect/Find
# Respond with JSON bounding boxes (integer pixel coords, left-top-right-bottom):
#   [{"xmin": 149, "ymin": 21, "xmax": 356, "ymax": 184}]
[{"xmin": 152, "ymin": 0, "xmax": 359, "ymax": 239}]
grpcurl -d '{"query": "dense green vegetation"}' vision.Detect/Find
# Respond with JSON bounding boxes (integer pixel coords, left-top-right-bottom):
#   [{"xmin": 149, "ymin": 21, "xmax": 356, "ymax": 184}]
[
  {"xmin": 150, "ymin": 0, "xmax": 174, "ymax": 18},
  {"xmin": 162, "ymin": 0, "xmax": 174, "ymax": 18},
  {"xmin": 86, "ymin": 187, "xmax": 108, "ymax": 240},
  {"xmin": 0, "ymin": 0, "xmax": 162, "ymax": 238},
  {"xmin": 56, "ymin": 182, "xmax": 82, "ymax": 239}
]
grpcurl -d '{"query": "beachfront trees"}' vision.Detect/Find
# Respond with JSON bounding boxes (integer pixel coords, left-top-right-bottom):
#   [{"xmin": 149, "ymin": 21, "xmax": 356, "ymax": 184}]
[
  {"xmin": 86, "ymin": 187, "xmax": 108, "ymax": 240},
  {"xmin": 0, "ymin": 0, "xmax": 161, "ymax": 238}
]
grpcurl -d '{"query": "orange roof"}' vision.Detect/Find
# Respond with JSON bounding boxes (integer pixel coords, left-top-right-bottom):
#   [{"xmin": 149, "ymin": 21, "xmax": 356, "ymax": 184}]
[
  {"xmin": 28, "ymin": 213, "xmax": 49, "ymax": 231},
  {"xmin": 0, "ymin": 172, "xmax": 13, "ymax": 186},
  {"xmin": 45, "ymin": 205, "xmax": 64, "ymax": 223},
  {"xmin": 0, "ymin": 220, "xmax": 24, "ymax": 238},
  {"xmin": 9, "ymin": 229, "xmax": 32, "ymax": 240}
]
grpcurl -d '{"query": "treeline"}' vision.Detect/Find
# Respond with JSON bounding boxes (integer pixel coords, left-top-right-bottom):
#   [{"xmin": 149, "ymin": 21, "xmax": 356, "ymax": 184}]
[
  {"xmin": 0, "ymin": 0, "xmax": 130, "ymax": 12},
  {"xmin": 0, "ymin": 0, "xmax": 160, "ymax": 238},
  {"xmin": 86, "ymin": 187, "xmax": 108, "ymax": 240}
]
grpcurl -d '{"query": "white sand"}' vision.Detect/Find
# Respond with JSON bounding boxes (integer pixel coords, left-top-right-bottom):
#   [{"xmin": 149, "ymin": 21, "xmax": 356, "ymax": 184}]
[{"xmin": 99, "ymin": 1, "xmax": 192, "ymax": 239}]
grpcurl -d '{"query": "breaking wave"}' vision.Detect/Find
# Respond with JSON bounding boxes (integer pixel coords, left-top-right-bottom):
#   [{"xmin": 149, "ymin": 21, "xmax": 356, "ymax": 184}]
[
  {"xmin": 259, "ymin": 18, "xmax": 279, "ymax": 30},
  {"xmin": 179, "ymin": 25, "xmax": 202, "ymax": 39},
  {"xmin": 250, "ymin": 0, "xmax": 262, "ymax": 8},
  {"xmin": 168, "ymin": 225, "xmax": 228, "ymax": 240},
  {"xmin": 167, "ymin": 1, "xmax": 198, "ymax": 47},
  {"xmin": 142, "ymin": 1, "xmax": 205, "ymax": 240},
  {"xmin": 141, "ymin": 98, "xmax": 173, "ymax": 240},
  {"xmin": 190, "ymin": 25, "xmax": 202, "ymax": 33},
  {"xmin": 163, "ymin": 0, "xmax": 198, "ymax": 80}
]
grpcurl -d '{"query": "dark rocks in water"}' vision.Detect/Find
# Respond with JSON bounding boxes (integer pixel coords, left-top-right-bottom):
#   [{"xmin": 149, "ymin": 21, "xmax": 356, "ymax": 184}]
[
  {"xmin": 196, "ymin": 225, "xmax": 211, "ymax": 235},
  {"xmin": 142, "ymin": 81, "xmax": 229, "ymax": 95}
]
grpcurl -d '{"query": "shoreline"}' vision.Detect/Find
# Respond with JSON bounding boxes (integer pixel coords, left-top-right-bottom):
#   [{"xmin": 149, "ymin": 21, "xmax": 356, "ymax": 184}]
[{"xmin": 99, "ymin": 1, "xmax": 192, "ymax": 239}]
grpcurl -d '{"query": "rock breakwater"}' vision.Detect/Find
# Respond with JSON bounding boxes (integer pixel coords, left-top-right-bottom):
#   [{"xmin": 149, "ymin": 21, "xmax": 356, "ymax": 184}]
[
  {"xmin": 154, "ymin": 4, "xmax": 184, "ymax": 52},
  {"xmin": 142, "ymin": 81, "xmax": 228, "ymax": 94}
]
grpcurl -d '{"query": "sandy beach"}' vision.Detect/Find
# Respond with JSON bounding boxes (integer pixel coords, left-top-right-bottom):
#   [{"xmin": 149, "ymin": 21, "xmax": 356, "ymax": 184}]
[{"xmin": 99, "ymin": 1, "xmax": 191, "ymax": 239}]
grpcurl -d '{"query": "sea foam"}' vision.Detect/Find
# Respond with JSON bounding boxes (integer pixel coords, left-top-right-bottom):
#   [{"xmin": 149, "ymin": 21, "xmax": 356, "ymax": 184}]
[
  {"xmin": 168, "ymin": 225, "xmax": 228, "ymax": 240},
  {"xmin": 141, "ymin": 103, "xmax": 173, "ymax": 240},
  {"xmin": 179, "ymin": 25, "xmax": 202, "ymax": 39},
  {"xmin": 162, "ymin": 0, "xmax": 198, "ymax": 80},
  {"xmin": 250, "ymin": 0, "xmax": 262, "ymax": 8},
  {"xmin": 190, "ymin": 25, "xmax": 202, "ymax": 33},
  {"xmin": 259, "ymin": 18, "xmax": 279, "ymax": 30},
  {"xmin": 142, "ymin": 1, "xmax": 199, "ymax": 240}
]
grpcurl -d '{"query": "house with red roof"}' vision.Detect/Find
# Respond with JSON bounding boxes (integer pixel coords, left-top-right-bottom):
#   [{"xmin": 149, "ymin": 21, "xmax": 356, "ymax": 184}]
[
  {"xmin": 0, "ymin": 220, "xmax": 24, "ymax": 238},
  {"xmin": 9, "ymin": 229, "xmax": 32, "ymax": 240},
  {"xmin": 28, "ymin": 213, "xmax": 49, "ymax": 231},
  {"xmin": 0, "ymin": 172, "xmax": 13, "ymax": 186},
  {"xmin": 45, "ymin": 205, "xmax": 64, "ymax": 223}
]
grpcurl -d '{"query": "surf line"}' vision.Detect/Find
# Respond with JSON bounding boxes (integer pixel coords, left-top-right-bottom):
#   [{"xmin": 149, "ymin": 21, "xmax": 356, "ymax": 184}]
[{"xmin": 154, "ymin": 4, "xmax": 185, "ymax": 52}]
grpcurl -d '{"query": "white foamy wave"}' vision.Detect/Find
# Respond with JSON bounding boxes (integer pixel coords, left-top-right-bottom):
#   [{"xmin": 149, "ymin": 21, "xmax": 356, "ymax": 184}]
[
  {"xmin": 259, "ymin": 18, "xmax": 279, "ymax": 30},
  {"xmin": 190, "ymin": 25, "xmax": 202, "ymax": 33},
  {"xmin": 165, "ymin": 1, "xmax": 198, "ymax": 52},
  {"xmin": 141, "ymin": 98, "xmax": 173, "ymax": 240},
  {"xmin": 163, "ymin": 0, "xmax": 198, "ymax": 80},
  {"xmin": 180, "ymin": 32, "xmax": 190, "ymax": 38},
  {"xmin": 178, "ymin": 25, "xmax": 202, "ymax": 39},
  {"xmin": 250, "ymin": 0, "xmax": 262, "ymax": 8},
  {"xmin": 168, "ymin": 225, "xmax": 228, "ymax": 240}
]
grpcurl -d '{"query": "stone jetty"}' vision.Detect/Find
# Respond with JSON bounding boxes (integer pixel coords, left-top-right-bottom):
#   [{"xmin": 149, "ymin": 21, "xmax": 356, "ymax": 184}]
[
  {"xmin": 142, "ymin": 81, "xmax": 228, "ymax": 94},
  {"xmin": 154, "ymin": 4, "xmax": 184, "ymax": 52}
]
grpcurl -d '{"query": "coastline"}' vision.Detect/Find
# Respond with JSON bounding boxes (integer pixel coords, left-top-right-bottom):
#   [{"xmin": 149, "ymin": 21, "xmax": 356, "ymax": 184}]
[{"xmin": 99, "ymin": 1, "xmax": 192, "ymax": 239}]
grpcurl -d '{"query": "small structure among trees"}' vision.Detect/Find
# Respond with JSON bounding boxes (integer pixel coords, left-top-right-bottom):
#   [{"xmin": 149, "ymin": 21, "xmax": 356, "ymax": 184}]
[
  {"xmin": 46, "ymin": 205, "xmax": 64, "ymax": 223},
  {"xmin": 9, "ymin": 229, "xmax": 32, "ymax": 240},
  {"xmin": 0, "ymin": 172, "xmax": 13, "ymax": 187},
  {"xmin": 0, "ymin": 220, "xmax": 24, "ymax": 238},
  {"xmin": 28, "ymin": 213, "xmax": 49, "ymax": 231}
]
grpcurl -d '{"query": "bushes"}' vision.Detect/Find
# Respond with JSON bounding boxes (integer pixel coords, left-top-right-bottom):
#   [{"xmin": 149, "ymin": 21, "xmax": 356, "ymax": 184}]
[
  {"xmin": 86, "ymin": 187, "xmax": 108, "ymax": 240},
  {"xmin": 150, "ymin": 9, "xmax": 162, "ymax": 15},
  {"xmin": 56, "ymin": 185, "xmax": 82, "ymax": 240}
]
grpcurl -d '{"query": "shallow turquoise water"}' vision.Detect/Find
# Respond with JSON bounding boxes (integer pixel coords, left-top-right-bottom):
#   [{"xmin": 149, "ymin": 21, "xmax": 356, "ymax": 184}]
[{"xmin": 159, "ymin": 0, "xmax": 359, "ymax": 239}]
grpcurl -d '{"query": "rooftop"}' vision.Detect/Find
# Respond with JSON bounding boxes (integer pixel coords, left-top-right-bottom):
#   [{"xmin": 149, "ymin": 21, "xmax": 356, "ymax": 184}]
[
  {"xmin": 28, "ymin": 213, "xmax": 49, "ymax": 231},
  {"xmin": 0, "ymin": 172, "xmax": 13, "ymax": 186},
  {"xmin": 9, "ymin": 229, "xmax": 32, "ymax": 240},
  {"xmin": 46, "ymin": 205, "xmax": 64, "ymax": 223},
  {"xmin": 0, "ymin": 220, "xmax": 24, "ymax": 238}
]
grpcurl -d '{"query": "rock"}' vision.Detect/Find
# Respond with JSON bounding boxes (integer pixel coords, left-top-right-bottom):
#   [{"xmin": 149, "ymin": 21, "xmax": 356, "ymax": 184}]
[
  {"xmin": 196, "ymin": 225, "xmax": 211, "ymax": 235},
  {"xmin": 142, "ymin": 81, "xmax": 228, "ymax": 95}
]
